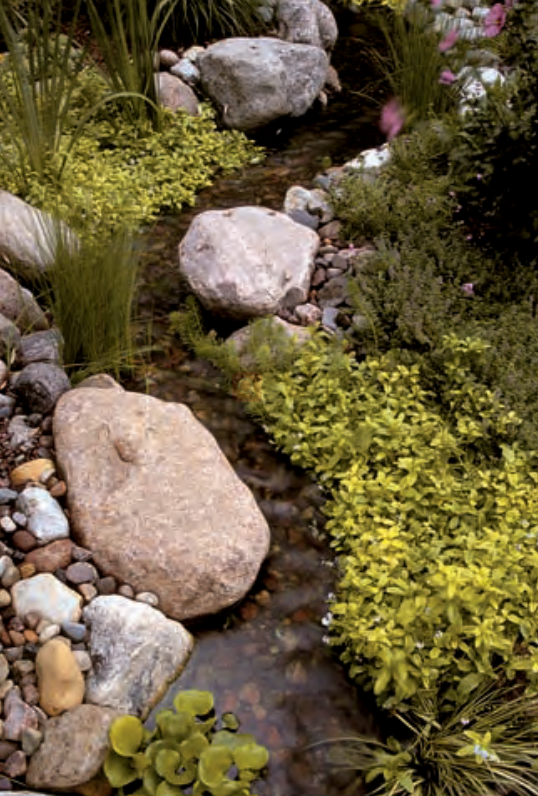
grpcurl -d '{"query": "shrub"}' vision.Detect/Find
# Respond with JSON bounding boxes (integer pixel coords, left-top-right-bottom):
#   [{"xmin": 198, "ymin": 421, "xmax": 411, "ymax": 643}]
[{"xmin": 104, "ymin": 689, "xmax": 269, "ymax": 795}]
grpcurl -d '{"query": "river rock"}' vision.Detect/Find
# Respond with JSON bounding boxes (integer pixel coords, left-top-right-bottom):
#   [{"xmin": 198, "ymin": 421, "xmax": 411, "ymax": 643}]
[
  {"xmin": 154, "ymin": 72, "xmax": 200, "ymax": 115},
  {"xmin": 227, "ymin": 316, "xmax": 314, "ymax": 369},
  {"xmin": 276, "ymin": 0, "xmax": 338, "ymax": 52},
  {"xmin": 179, "ymin": 206, "xmax": 319, "ymax": 319},
  {"xmin": 199, "ymin": 37, "xmax": 329, "ymax": 131},
  {"xmin": 36, "ymin": 638, "xmax": 85, "ymax": 716},
  {"xmin": 15, "ymin": 328, "xmax": 64, "ymax": 368},
  {"xmin": 0, "ymin": 313, "xmax": 21, "ymax": 360},
  {"xmin": 13, "ymin": 362, "xmax": 71, "ymax": 414},
  {"xmin": 25, "ymin": 704, "xmax": 120, "ymax": 794},
  {"xmin": 0, "ymin": 268, "xmax": 48, "ymax": 332},
  {"xmin": 84, "ymin": 596, "xmax": 193, "ymax": 718},
  {"xmin": 16, "ymin": 487, "xmax": 69, "ymax": 543},
  {"xmin": 0, "ymin": 190, "xmax": 78, "ymax": 274},
  {"xmin": 25, "ymin": 539, "xmax": 73, "ymax": 572},
  {"xmin": 12, "ymin": 574, "xmax": 82, "ymax": 624},
  {"xmin": 53, "ymin": 388, "xmax": 271, "ymax": 620},
  {"xmin": 10, "ymin": 459, "xmax": 56, "ymax": 488},
  {"xmin": 170, "ymin": 58, "xmax": 200, "ymax": 85},
  {"xmin": 3, "ymin": 688, "xmax": 39, "ymax": 741}
]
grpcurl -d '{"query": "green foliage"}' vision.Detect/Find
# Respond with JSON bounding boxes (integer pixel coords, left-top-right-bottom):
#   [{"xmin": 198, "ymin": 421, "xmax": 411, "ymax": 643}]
[
  {"xmin": 148, "ymin": 0, "xmax": 266, "ymax": 45},
  {"xmin": 0, "ymin": 0, "xmax": 92, "ymax": 186},
  {"xmin": 222, "ymin": 331, "xmax": 538, "ymax": 705},
  {"xmin": 449, "ymin": 0, "xmax": 538, "ymax": 263},
  {"xmin": 86, "ymin": 0, "xmax": 177, "ymax": 130},
  {"xmin": 311, "ymin": 681, "xmax": 538, "ymax": 796},
  {"xmin": 11, "ymin": 215, "xmax": 141, "ymax": 382},
  {"xmin": 103, "ymin": 689, "xmax": 269, "ymax": 796}
]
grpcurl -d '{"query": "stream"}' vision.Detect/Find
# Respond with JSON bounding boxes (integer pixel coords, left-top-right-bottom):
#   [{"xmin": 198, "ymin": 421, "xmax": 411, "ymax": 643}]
[{"xmin": 125, "ymin": 12, "xmax": 389, "ymax": 795}]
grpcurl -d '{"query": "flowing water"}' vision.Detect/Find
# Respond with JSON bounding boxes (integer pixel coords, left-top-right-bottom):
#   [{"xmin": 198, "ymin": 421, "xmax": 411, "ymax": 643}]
[{"xmin": 126, "ymin": 13, "xmax": 390, "ymax": 794}]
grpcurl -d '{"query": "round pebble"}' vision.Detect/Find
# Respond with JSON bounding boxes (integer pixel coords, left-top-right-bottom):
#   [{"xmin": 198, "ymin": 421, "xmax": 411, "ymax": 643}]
[
  {"xmin": 13, "ymin": 660, "xmax": 35, "ymax": 677},
  {"xmin": 21, "ymin": 683, "xmax": 39, "ymax": 706},
  {"xmin": 24, "ymin": 611, "xmax": 42, "ymax": 630},
  {"xmin": 0, "ymin": 590, "xmax": 11, "ymax": 609},
  {"xmin": 61, "ymin": 622, "xmax": 87, "ymax": 643},
  {"xmin": 11, "ymin": 530, "xmax": 37, "ymax": 552},
  {"xmin": 11, "ymin": 512, "xmax": 27, "ymax": 528},
  {"xmin": 4, "ymin": 647, "xmax": 23, "ymax": 663},
  {"xmin": 135, "ymin": 591, "xmax": 159, "ymax": 607},
  {"xmin": 96, "ymin": 576, "xmax": 117, "ymax": 595},
  {"xmin": 65, "ymin": 562, "xmax": 98, "ymax": 585},
  {"xmin": 23, "ymin": 630, "xmax": 39, "ymax": 644},
  {"xmin": 19, "ymin": 562, "xmax": 36, "ymax": 579},
  {"xmin": 0, "ymin": 517, "xmax": 16, "ymax": 533},
  {"xmin": 72, "ymin": 650, "xmax": 92, "ymax": 672},
  {"xmin": 49, "ymin": 481, "xmax": 66, "ymax": 499},
  {"xmin": 117, "ymin": 584, "xmax": 134, "ymax": 598},
  {"xmin": 78, "ymin": 583, "xmax": 98, "ymax": 602},
  {"xmin": 38, "ymin": 624, "xmax": 61, "ymax": 643},
  {"xmin": 8, "ymin": 630, "xmax": 26, "ymax": 647},
  {"xmin": 0, "ymin": 655, "xmax": 9, "ymax": 684},
  {"xmin": 1, "ymin": 562, "xmax": 20, "ymax": 589}
]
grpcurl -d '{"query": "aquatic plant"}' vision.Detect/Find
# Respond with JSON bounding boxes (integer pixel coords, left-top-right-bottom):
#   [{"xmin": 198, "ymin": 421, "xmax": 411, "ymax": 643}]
[{"xmin": 103, "ymin": 689, "xmax": 270, "ymax": 796}]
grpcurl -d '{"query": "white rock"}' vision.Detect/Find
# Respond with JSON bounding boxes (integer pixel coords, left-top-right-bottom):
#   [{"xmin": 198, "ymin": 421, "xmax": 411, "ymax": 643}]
[
  {"xmin": 12, "ymin": 574, "xmax": 82, "ymax": 625},
  {"xmin": 346, "ymin": 143, "xmax": 391, "ymax": 172},
  {"xmin": 170, "ymin": 58, "xmax": 200, "ymax": 85},
  {"xmin": 16, "ymin": 487, "xmax": 69, "ymax": 544},
  {"xmin": 179, "ymin": 206, "xmax": 319, "ymax": 319},
  {"xmin": 283, "ymin": 185, "xmax": 313, "ymax": 215},
  {"xmin": 84, "ymin": 596, "xmax": 194, "ymax": 719}
]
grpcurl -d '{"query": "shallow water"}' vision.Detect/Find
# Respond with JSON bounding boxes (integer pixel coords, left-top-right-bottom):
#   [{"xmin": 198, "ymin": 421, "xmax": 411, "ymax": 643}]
[{"xmin": 126, "ymin": 14, "xmax": 388, "ymax": 794}]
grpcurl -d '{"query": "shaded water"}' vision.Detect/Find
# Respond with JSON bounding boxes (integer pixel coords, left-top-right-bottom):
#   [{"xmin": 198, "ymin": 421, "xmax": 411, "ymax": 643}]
[{"xmin": 126, "ymin": 14, "xmax": 389, "ymax": 795}]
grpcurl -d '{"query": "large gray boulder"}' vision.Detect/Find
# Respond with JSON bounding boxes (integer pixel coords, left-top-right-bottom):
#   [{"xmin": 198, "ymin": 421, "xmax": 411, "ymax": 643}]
[
  {"xmin": 0, "ymin": 191, "xmax": 78, "ymax": 274},
  {"xmin": 198, "ymin": 37, "xmax": 329, "ymax": 131},
  {"xmin": 276, "ymin": 0, "xmax": 338, "ymax": 52},
  {"xmin": 53, "ymin": 388, "xmax": 271, "ymax": 621},
  {"xmin": 178, "ymin": 206, "xmax": 319, "ymax": 319}
]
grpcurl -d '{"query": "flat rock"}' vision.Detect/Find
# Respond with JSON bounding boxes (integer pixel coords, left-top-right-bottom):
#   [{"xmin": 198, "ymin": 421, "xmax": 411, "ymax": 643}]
[
  {"xmin": 0, "ymin": 268, "xmax": 48, "ymax": 333},
  {"xmin": 16, "ymin": 487, "xmax": 69, "ymax": 544},
  {"xmin": 154, "ymin": 72, "xmax": 200, "ymax": 115},
  {"xmin": 0, "ymin": 190, "xmax": 78, "ymax": 274},
  {"xmin": 199, "ymin": 37, "xmax": 329, "ymax": 131},
  {"xmin": 53, "ymin": 388, "xmax": 271, "ymax": 620},
  {"xmin": 25, "ymin": 704, "xmax": 120, "ymax": 793},
  {"xmin": 84, "ymin": 595, "xmax": 193, "ymax": 719},
  {"xmin": 179, "ymin": 206, "xmax": 319, "ymax": 319},
  {"xmin": 12, "ymin": 574, "xmax": 82, "ymax": 624}
]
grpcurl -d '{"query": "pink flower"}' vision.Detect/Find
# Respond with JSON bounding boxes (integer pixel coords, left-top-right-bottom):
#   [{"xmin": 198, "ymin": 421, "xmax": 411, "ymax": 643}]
[
  {"xmin": 462, "ymin": 283, "xmax": 474, "ymax": 295},
  {"xmin": 431, "ymin": 0, "xmax": 443, "ymax": 5},
  {"xmin": 503, "ymin": 0, "xmax": 514, "ymax": 9},
  {"xmin": 379, "ymin": 98, "xmax": 405, "ymax": 141},
  {"xmin": 484, "ymin": 3, "xmax": 506, "ymax": 36},
  {"xmin": 439, "ymin": 29, "xmax": 459, "ymax": 51},
  {"xmin": 439, "ymin": 69, "xmax": 456, "ymax": 84},
  {"xmin": 477, "ymin": 173, "xmax": 483, "ymax": 180}
]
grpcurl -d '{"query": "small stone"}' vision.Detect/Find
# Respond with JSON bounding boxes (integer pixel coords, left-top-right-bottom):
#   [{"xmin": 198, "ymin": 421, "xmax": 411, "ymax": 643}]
[
  {"xmin": 8, "ymin": 617, "xmax": 25, "ymax": 633},
  {"xmin": 159, "ymin": 48, "xmax": 180, "ymax": 67},
  {"xmin": 0, "ymin": 741, "xmax": 17, "ymax": 762},
  {"xmin": 12, "ymin": 574, "xmax": 82, "ymax": 625},
  {"xmin": 1, "ymin": 561, "xmax": 20, "ymax": 589},
  {"xmin": 0, "ymin": 655, "xmax": 8, "ymax": 684},
  {"xmin": 70, "ymin": 545, "xmax": 93, "ymax": 563},
  {"xmin": 3, "ymin": 688, "xmax": 39, "ymax": 741},
  {"xmin": 15, "ymin": 487, "xmax": 69, "ymax": 544},
  {"xmin": 48, "ymin": 480, "xmax": 66, "ymax": 499},
  {"xmin": 318, "ymin": 220, "xmax": 341, "ymax": 240},
  {"xmin": 0, "ymin": 591, "xmax": 11, "ymax": 609},
  {"xmin": 65, "ymin": 561, "xmax": 98, "ymax": 585},
  {"xmin": 134, "ymin": 591, "xmax": 159, "ymax": 607},
  {"xmin": 0, "ymin": 778, "xmax": 12, "ymax": 791},
  {"xmin": 22, "ymin": 683, "xmax": 40, "ymax": 706},
  {"xmin": 294, "ymin": 303, "xmax": 322, "ymax": 325},
  {"xmin": 9, "ymin": 459, "xmax": 56, "ymax": 488},
  {"xmin": 78, "ymin": 583, "xmax": 98, "ymax": 603},
  {"xmin": 19, "ymin": 562, "xmax": 36, "ymax": 579},
  {"xmin": 0, "ymin": 490, "xmax": 17, "ymax": 505},
  {"xmin": 2, "ymin": 750, "xmax": 26, "ymax": 778},
  {"xmin": 0, "ymin": 680, "xmax": 13, "ymax": 699},
  {"xmin": 24, "ymin": 539, "xmax": 72, "ymax": 573},
  {"xmin": 0, "ymin": 517, "xmax": 16, "ymax": 533},
  {"xmin": 8, "ymin": 630, "xmax": 25, "ymax": 646},
  {"xmin": 117, "ymin": 584, "xmax": 134, "ymax": 599},
  {"xmin": 13, "ymin": 660, "xmax": 35, "ymax": 678},
  {"xmin": 0, "ymin": 396, "xmax": 15, "ymax": 420},
  {"xmin": 38, "ymin": 623, "xmax": 61, "ymax": 643},
  {"xmin": 36, "ymin": 638, "xmax": 85, "ymax": 716},
  {"xmin": 61, "ymin": 621, "xmax": 87, "ymax": 643},
  {"xmin": 21, "ymin": 727, "xmax": 43, "ymax": 756},
  {"xmin": 23, "ymin": 629, "xmax": 39, "ymax": 644},
  {"xmin": 96, "ymin": 576, "xmax": 117, "ymax": 595},
  {"xmin": 11, "ymin": 530, "xmax": 36, "ymax": 553},
  {"xmin": 311, "ymin": 268, "xmax": 326, "ymax": 287},
  {"xmin": 3, "ymin": 647, "xmax": 23, "ymax": 663},
  {"xmin": 13, "ymin": 363, "xmax": 70, "ymax": 415},
  {"xmin": 24, "ymin": 611, "xmax": 42, "ymax": 630},
  {"xmin": 72, "ymin": 650, "xmax": 92, "ymax": 673},
  {"xmin": 288, "ymin": 209, "xmax": 319, "ymax": 230},
  {"xmin": 13, "ymin": 511, "xmax": 28, "ymax": 528}
]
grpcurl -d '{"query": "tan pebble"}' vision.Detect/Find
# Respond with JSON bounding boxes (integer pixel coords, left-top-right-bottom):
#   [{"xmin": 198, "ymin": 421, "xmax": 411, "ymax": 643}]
[
  {"xmin": 36, "ymin": 638, "xmax": 85, "ymax": 716},
  {"xmin": 117, "ymin": 584, "xmax": 134, "ymax": 598},
  {"xmin": 8, "ymin": 630, "xmax": 26, "ymax": 647},
  {"xmin": 13, "ymin": 660, "xmax": 35, "ymax": 677},
  {"xmin": 25, "ymin": 539, "xmax": 73, "ymax": 573},
  {"xmin": 0, "ymin": 680, "xmax": 13, "ymax": 699},
  {"xmin": 253, "ymin": 705, "xmax": 267, "ymax": 721},
  {"xmin": 23, "ymin": 630, "xmax": 39, "ymax": 644},
  {"xmin": 0, "ymin": 590, "xmax": 11, "ymax": 609},
  {"xmin": 18, "ymin": 563, "xmax": 36, "ymax": 579},
  {"xmin": 78, "ymin": 583, "xmax": 97, "ymax": 602},
  {"xmin": 255, "ymin": 590, "xmax": 271, "ymax": 607},
  {"xmin": 49, "ymin": 480, "xmax": 66, "ymax": 499},
  {"xmin": 9, "ymin": 459, "xmax": 56, "ymax": 488},
  {"xmin": 0, "ymin": 628, "xmax": 10, "ymax": 647}
]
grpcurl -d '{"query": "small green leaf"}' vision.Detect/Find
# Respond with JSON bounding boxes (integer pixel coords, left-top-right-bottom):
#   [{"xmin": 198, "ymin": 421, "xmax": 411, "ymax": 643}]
[{"xmin": 109, "ymin": 716, "xmax": 144, "ymax": 757}]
